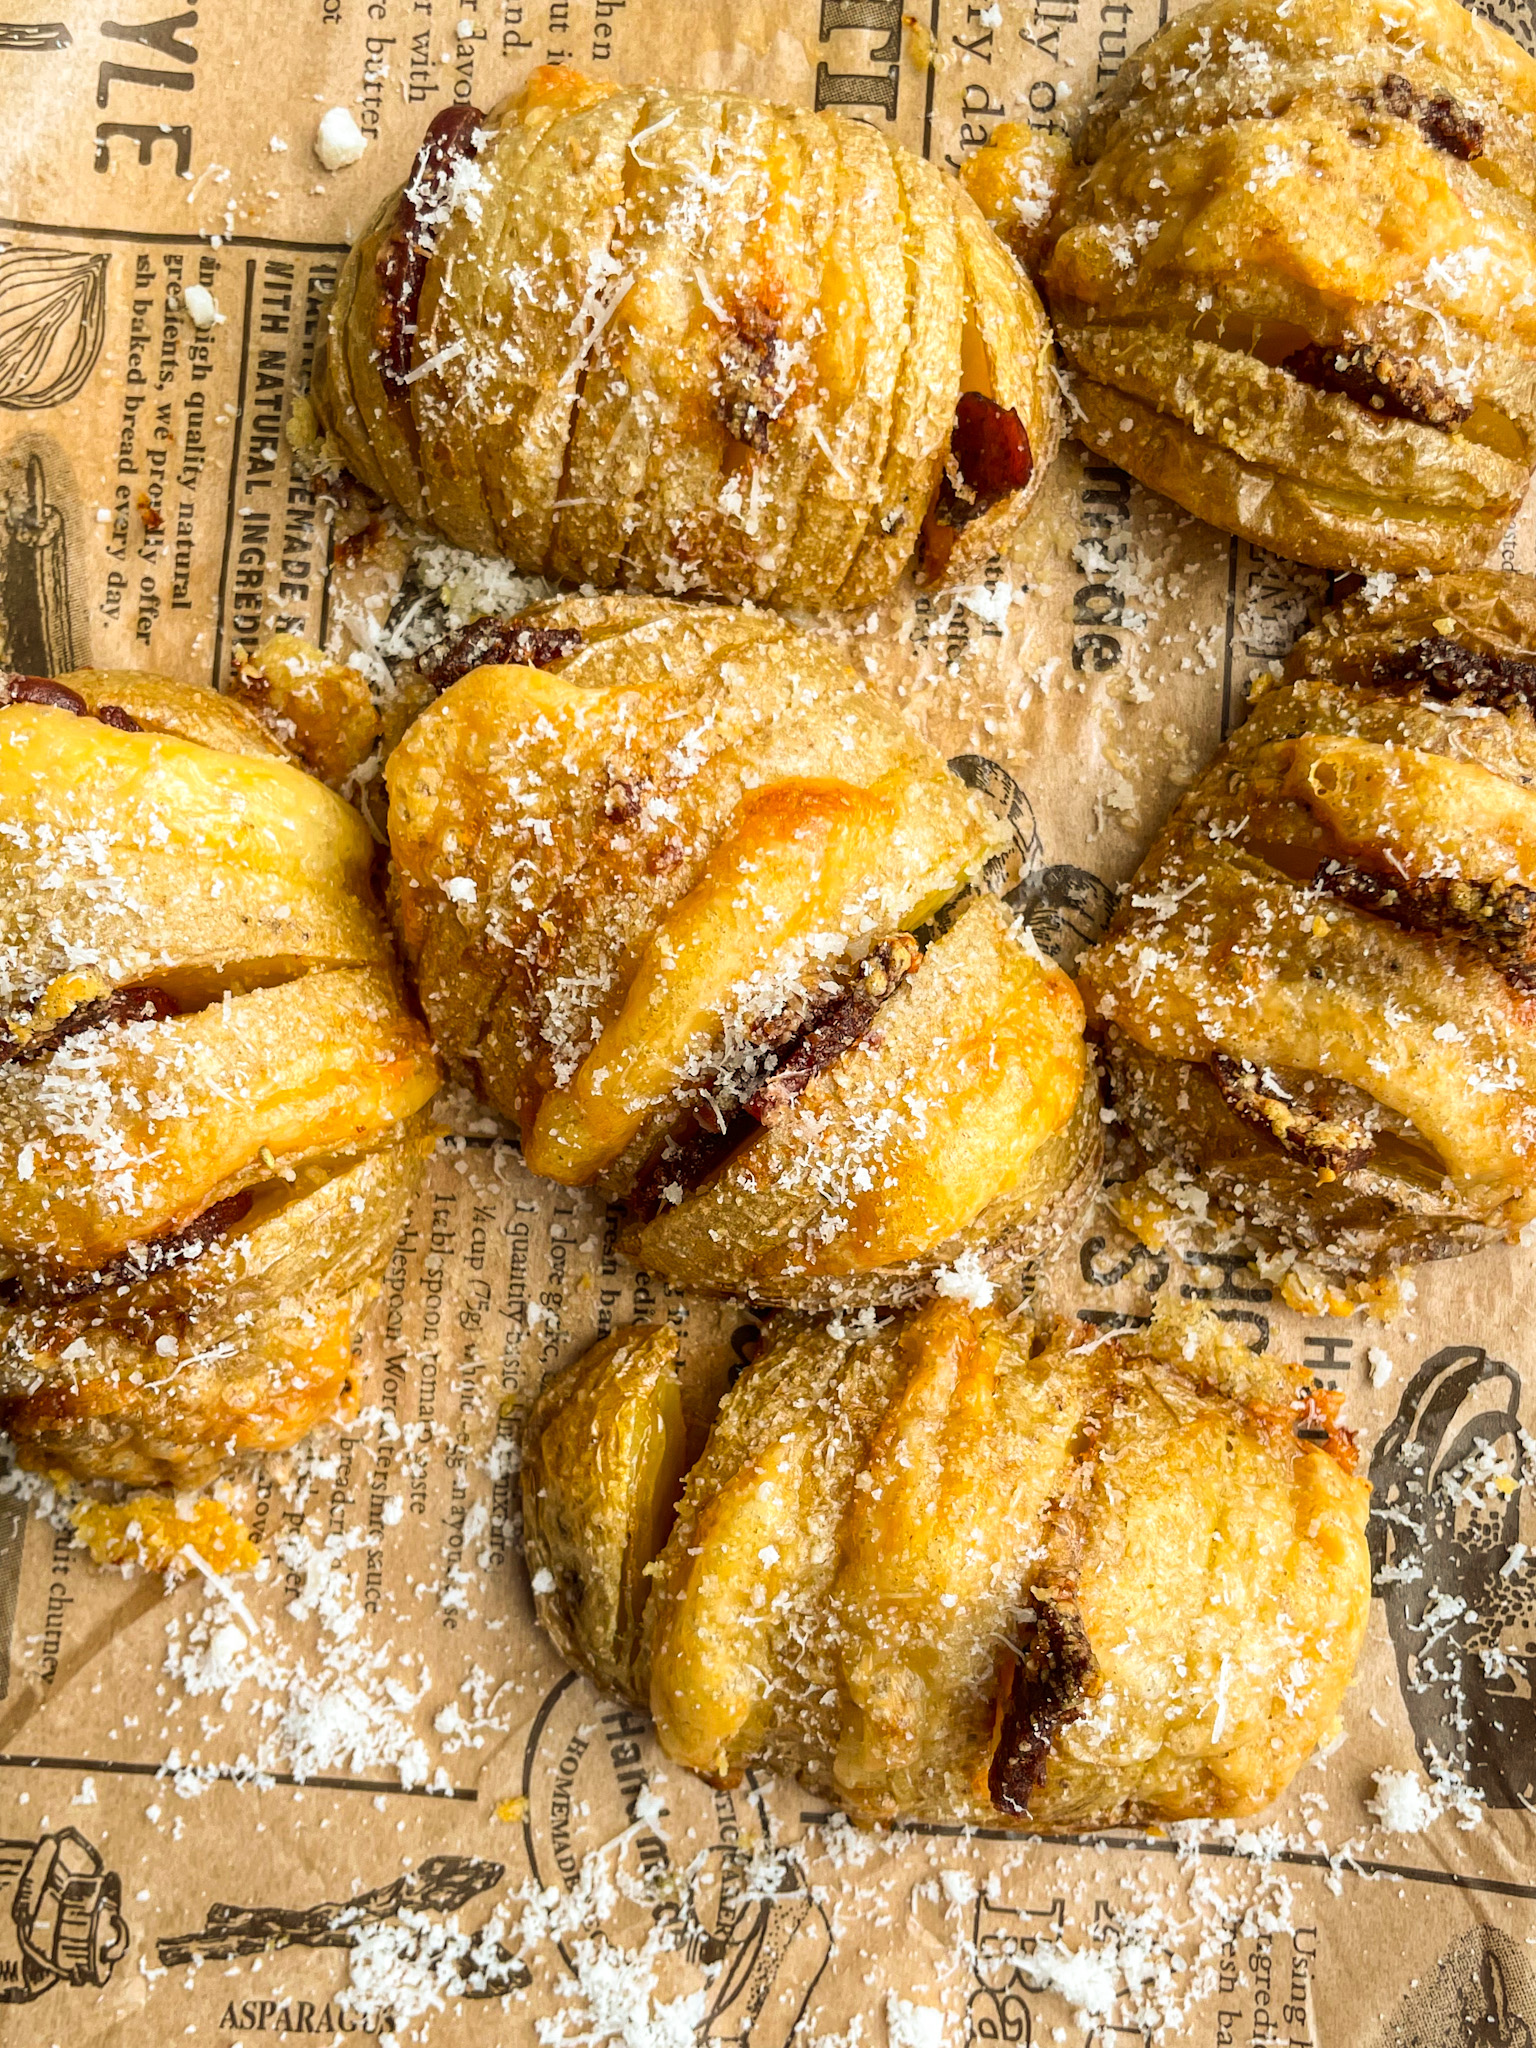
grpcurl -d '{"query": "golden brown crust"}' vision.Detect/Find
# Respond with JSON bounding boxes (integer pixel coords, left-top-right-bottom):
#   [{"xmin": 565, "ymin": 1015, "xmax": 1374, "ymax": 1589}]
[
  {"xmin": 523, "ymin": 1303, "xmax": 1371, "ymax": 1830},
  {"xmin": 1080, "ymin": 571, "xmax": 1536, "ymax": 1279},
  {"xmin": 1034, "ymin": 0, "xmax": 1536, "ymax": 572},
  {"xmin": 386, "ymin": 598, "xmax": 1094, "ymax": 1306},
  {"xmin": 0, "ymin": 674, "xmax": 441, "ymax": 1484},
  {"xmin": 309, "ymin": 68, "xmax": 1059, "ymax": 605},
  {"xmin": 623, "ymin": 895, "xmax": 1100, "ymax": 1308}
]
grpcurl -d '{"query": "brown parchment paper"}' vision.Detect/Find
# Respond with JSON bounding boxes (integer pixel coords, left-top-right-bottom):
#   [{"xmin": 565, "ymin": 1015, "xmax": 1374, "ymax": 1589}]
[{"xmin": 1, "ymin": 3, "xmax": 1534, "ymax": 2043}]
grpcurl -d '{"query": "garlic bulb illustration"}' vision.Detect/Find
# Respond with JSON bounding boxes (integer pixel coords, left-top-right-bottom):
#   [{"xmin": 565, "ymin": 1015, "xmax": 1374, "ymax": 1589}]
[{"xmin": 0, "ymin": 248, "xmax": 108, "ymax": 411}]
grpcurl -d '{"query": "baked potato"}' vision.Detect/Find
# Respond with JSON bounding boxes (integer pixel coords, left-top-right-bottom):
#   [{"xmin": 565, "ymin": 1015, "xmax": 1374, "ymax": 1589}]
[
  {"xmin": 523, "ymin": 1303, "xmax": 1371, "ymax": 1829},
  {"xmin": 1079, "ymin": 571, "xmax": 1536, "ymax": 1282},
  {"xmin": 0, "ymin": 668, "xmax": 442, "ymax": 1483},
  {"xmin": 1019, "ymin": 0, "xmax": 1536, "ymax": 573},
  {"xmin": 386, "ymin": 595, "xmax": 1097, "ymax": 1307},
  {"xmin": 305, "ymin": 68, "xmax": 1060, "ymax": 606}
]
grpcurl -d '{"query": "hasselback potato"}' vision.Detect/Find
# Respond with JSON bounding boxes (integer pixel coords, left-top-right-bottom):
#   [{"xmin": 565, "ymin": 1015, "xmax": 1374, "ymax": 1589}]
[
  {"xmin": 0, "ymin": 668, "xmax": 441, "ymax": 1484},
  {"xmin": 386, "ymin": 596, "xmax": 1097, "ymax": 1308},
  {"xmin": 1025, "ymin": 0, "xmax": 1536, "ymax": 573},
  {"xmin": 1080, "ymin": 570, "xmax": 1536, "ymax": 1283},
  {"xmin": 306, "ymin": 67, "xmax": 1060, "ymax": 606},
  {"xmin": 523, "ymin": 1304, "xmax": 1370, "ymax": 1829}
]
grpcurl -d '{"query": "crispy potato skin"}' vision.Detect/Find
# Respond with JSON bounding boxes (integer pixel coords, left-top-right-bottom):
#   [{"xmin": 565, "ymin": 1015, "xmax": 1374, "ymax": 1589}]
[
  {"xmin": 524, "ymin": 1305, "xmax": 1371, "ymax": 1829},
  {"xmin": 1080, "ymin": 572, "xmax": 1536, "ymax": 1278},
  {"xmin": 309, "ymin": 69, "xmax": 1059, "ymax": 605},
  {"xmin": 522, "ymin": 1323, "xmax": 687, "ymax": 1702},
  {"xmin": 1032, "ymin": 0, "xmax": 1536, "ymax": 572},
  {"xmin": 0, "ymin": 675, "xmax": 442, "ymax": 1485},
  {"xmin": 387, "ymin": 597, "xmax": 1095, "ymax": 1305}
]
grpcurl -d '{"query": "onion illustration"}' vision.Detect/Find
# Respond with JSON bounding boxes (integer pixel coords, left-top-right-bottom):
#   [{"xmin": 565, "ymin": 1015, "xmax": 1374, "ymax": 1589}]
[{"xmin": 0, "ymin": 247, "xmax": 107, "ymax": 411}]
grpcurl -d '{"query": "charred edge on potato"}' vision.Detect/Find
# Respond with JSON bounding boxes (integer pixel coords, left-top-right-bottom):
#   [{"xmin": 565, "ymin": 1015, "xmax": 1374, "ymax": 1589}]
[
  {"xmin": 1280, "ymin": 342, "xmax": 1473, "ymax": 431},
  {"xmin": 1359, "ymin": 72, "xmax": 1485, "ymax": 161},
  {"xmin": 987, "ymin": 1595, "xmax": 1097, "ymax": 1817},
  {"xmin": 2, "ymin": 1190, "xmax": 256, "ymax": 1310},
  {"xmin": 716, "ymin": 302, "xmax": 792, "ymax": 451},
  {"xmin": 1210, "ymin": 1050, "xmax": 1377, "ymax": 1173},
  {"xmin": 0, "ymin": 984, "xmax": 184, "ymax": 1068},
  {"xmin": 1367, "ymin": 637, "xmax": 1536, "ymax": 712},
  {"xmin": 1314, "ymin": 858, "xmax": 1536, "ymax": 992},
  {"xmin": 629, "ymin": 933, "xmax": 923, "ymax": 1221},
  {"xmin": 0, "ymin": 672, "xmax": 141, "ymax": 731},
  {"xmin": 417, "ymin": 615, "xmax": 585, "ymax": 693},
  {"xmin": 375, "ymin": 102, "xmax": 486, "ymax": 403}
]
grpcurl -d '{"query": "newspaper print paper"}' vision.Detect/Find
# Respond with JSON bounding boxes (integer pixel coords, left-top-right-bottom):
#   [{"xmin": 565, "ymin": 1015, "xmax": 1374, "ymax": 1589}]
[{"xmin": 0, "ymin": 1, "xmax": 1533, "ymax": 2042}]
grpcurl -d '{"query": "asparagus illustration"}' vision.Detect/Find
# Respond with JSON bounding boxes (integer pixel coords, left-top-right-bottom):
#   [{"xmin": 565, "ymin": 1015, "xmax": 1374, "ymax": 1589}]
[{"xmin": 156, "ymin": 1854, "xmax": 526, "ymax": 1987}]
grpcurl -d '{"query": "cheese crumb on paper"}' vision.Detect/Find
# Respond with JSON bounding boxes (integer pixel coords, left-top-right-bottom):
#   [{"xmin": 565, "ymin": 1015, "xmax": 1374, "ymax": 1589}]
[{"xmin": 316, "ymin": 106, "xmax": 368, "ymax": 170}]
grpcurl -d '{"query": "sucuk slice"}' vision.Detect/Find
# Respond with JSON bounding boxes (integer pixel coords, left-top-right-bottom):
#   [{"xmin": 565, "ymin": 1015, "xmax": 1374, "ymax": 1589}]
[
  {"xmin": 55, "ymin": 668, "xmax": 289, "ymax": 757},
  {"xmin": 343, "ymin": 188, "xmax": 434, "ymax": 525},
  {"xmin": 1281, "ymin": 568, "xmax": 1536, "ymax": 687},
  {"xmin": 919, "ymin": 186, "xmax": 1054, "ymax": 586},
  {"xmin": 625, "ymin": 893, "xmax": 1091, "ymax": 1307}
]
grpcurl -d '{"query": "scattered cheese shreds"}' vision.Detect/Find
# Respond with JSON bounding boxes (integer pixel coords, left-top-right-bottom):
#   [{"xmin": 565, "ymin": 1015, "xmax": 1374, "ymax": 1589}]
[
  {"xmin": 886, "ymin": 1993, "xmax": 947, "ymax": 2048},
  {"xmin": 1366, "ymin": 1766, "xmax": 1441, "ymax": 1834},
  {"xmin": 931, "ymin": 1249, "xmax": 995, "ymax": 1309}
]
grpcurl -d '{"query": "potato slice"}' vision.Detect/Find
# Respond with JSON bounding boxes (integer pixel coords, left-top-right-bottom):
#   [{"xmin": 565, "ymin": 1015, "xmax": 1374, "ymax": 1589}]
[
  {"xmin": 0, "ymin": 1128, "xmax": 431, "ymax": 1486},
  {"xmin": 644, "ymin": 1318, "xmax": 902, "ymax": 1784},
  {"xmin": 775, "ymin": 114, "xmax": 908, "ymax": 606},
  {"xmin": 1, "ymin": 698, "xmax": 389, "ymax": 1030},
  {"xmin": 521, "ymin": 1323, "xmax": 688, "ymax": 1701},
  {"xmin": 416, "ymin": 74, "xmax": 641, "ymax": 564},
  {"xmin": 836, "ymin": 149, "xmax": 963, "ymax": 612},
  {"xmin": 0, "ymin": 967, "xmax": 439, "ymax": 1273}
]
